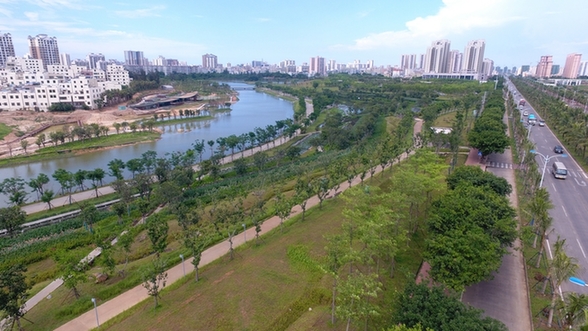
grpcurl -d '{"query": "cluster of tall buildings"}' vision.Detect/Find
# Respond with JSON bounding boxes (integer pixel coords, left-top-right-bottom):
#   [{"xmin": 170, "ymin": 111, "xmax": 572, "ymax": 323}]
[
  {"xmin": 400, "ymin": 39, "xmax": 493, "ymax": 80},
  {"xmin": 0, "ymin": 32, "xmax": 129, "ymax": 112},
  {"xmin": 526, "ymin": 54, "xmax": 584, "ymax": 79}
]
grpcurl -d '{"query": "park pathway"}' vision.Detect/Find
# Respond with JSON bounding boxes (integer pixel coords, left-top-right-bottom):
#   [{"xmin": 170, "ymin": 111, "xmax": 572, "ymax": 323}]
[{"xmin": 51, "ymin": 119, "xmax": 423, "ymax": 331}]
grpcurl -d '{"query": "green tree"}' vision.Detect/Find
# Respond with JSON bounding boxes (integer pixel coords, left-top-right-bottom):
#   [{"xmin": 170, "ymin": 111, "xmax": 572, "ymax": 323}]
[
  {"xmin": 0, "ymin": 177, "xmax": 27, "ymax": 206},
  {"xmin": 142, "ymin": 257, "xmax": 168, "ymax": 309},
  {"xmin": 323, "ymin": 234, "xmax": 349, "ymax": 325},
  {"xmin": 0, "ymin": 206, "xmax": 25, "ymax": 238},
  {"xmin": 20, "ymin": 140, "xmax": 28, "ymax": 154},
  {"xmin": 393, "ymin": 283, "xmax": 507, "ymax": 331},
  {"xmin": 183, "ymin": 225, "xmax": 207, "ymax": 282},
  {"xmin": 273, "ymin": 192, "xmax": 292, "ymax": 233},
  {"xmin": 0, "ymin": 264, "xmax": 30, "ymax": 330},
  {"xmin": 108, "ymin": 158, "xmax": 126, "ymax": 180},
  {"xmin": 147, "ymin": 213, "xmax": 169, "ymax": 257},
  {"xmin": 547, "ymin": 237, "xmax": 580, "ymax": 328},
  {"xmin": 336, "ymin": 272, "xmax": 382, "ymax": 331},
  {"xmin": 294, "ymin": 176, "xmax": 313, "ymax": 221},
  {"xmin": 528, "ymin": 187, "xmax": 554, "ymax": 268},
  {"xmin": 41, "ymin": 190, "xmax": 54, "ymax": 210},
  {"xmin": 79, "ymin": 202, "xmax": 99, "ymax": 232},
  {"xmin": 54, "ymin": 250, "xmax": 88, "ymax": 299},
  {"xmin": 446, "ymin": 165, "xmax": 512, "ymax": 196},
  {"xmin": 118, "ymin": 230, "xmax": 134, "ymax": 276}
]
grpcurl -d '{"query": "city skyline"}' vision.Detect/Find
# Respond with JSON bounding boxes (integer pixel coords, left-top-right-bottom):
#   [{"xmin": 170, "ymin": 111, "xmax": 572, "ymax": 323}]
[{"xmin": 0, "ymin": 0, "xmax": 586, "ymax": 68}]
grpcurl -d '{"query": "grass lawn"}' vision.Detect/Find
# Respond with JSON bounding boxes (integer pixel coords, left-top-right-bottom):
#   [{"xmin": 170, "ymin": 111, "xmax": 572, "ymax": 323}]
[
  {"xmin": 0, "ymin": 122, "xmax": 12, "ymax": 140},
  {"xmin": 0, "ymin": 131, "xmax": 160, "ymax": 167},
  {"xmin": 433, "ymin": 112, "xmax": 456, "ymax": 127},
  {"xmin": 96, "ymin": 166, "xmax": 424, "ymax": 331}
]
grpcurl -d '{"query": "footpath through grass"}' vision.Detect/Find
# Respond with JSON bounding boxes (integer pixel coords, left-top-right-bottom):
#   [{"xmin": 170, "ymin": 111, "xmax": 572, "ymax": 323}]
[
  {"xmin": 0, "ymin": 131, "xmax": 160, "ymax": 167},
  {"xmin": 98, "ymin": 168, "xmax": 424, "ymax": 331}
]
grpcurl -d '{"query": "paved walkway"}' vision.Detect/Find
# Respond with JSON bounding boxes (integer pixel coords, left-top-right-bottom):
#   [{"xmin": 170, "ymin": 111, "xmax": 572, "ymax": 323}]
[{"xmin": 52, "ymin": 120, "xmax": 423, "ymax": 331}]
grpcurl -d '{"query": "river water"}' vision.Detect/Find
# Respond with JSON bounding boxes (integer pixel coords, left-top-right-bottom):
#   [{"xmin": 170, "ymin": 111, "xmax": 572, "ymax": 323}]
[{"xmin": 0, "ymin": 82, "xmax": 294, "ymax": 206}]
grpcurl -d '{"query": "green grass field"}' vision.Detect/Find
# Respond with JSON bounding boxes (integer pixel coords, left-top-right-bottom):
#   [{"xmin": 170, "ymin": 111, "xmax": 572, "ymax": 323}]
[
  {"xmin": 94, "ymin": 167, "xmax": 424, "ymax": 331},
  {"xmin": 0, "ymin": 122, "xmax": 12, "ymax": 140}
]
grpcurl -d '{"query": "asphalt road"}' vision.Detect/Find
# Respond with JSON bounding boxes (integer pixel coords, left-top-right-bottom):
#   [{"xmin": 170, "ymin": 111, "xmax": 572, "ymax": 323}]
[{"xmin": 508, "ymin": 79, "xmax": 588, "ymax": 295}]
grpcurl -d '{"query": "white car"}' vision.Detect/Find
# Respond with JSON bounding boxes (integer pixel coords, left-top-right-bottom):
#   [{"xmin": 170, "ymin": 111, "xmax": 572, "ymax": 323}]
[{"xmin": 523, "ymin": 111, "xmax": 529, "ymax": 116}]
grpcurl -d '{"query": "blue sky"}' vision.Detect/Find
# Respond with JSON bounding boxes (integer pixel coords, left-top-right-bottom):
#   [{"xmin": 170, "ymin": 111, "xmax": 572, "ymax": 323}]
[{"xmin": 0, "ymin": 0, "xmax": 587, "ymax": 68}]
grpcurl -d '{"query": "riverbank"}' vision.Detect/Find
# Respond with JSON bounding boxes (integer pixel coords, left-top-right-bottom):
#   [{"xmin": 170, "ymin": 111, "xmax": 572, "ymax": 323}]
[{"xmin": 0, "ymin": 131, "xmax": 161, "ymax": 167}]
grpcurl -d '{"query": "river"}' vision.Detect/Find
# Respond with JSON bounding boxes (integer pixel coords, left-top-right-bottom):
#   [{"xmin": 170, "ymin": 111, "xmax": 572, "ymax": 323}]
[{"xmin": 0, "ymin": 82, "xmax": 294, "ymax": 207}]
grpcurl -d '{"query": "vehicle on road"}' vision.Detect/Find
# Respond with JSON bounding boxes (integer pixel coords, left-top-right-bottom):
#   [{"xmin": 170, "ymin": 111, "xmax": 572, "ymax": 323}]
[
  {"xmin": 538, "ymin": 120, "xmax": 545, "ymax": 127},
  {"xmin": 552, "ymin": 161, "xmax": 568, "ymax": 179},
  {"xmin": 523, "ymin": 111, "xmax": 529, "ymax": 116},
  {"xmin": 519, "ymin": 99, "xmax": 526, "ymax": 107},
  {"xmin": 554, "ymin": 145, "xmax": 565, "ymax": 154}
]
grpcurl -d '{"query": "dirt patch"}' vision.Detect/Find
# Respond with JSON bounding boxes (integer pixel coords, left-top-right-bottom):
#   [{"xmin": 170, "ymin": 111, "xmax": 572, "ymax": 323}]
[{"xmin": 212, "ymin": 270, "xmax": 234, "ymax": 285}]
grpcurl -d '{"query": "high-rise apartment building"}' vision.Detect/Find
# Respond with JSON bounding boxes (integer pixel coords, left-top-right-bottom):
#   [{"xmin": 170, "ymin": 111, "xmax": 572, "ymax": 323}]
[
  {"xmin": 535, "ymin": 56, "xmax": 553, "ymax": 78},
  {"xmin": 0, "ymin": 32, "xmax": 15, "ymax": 68},
  {"xmin": 28, "ymin": 34, "xmax": 60, "ymax": 69},
  {"xmin": 124, "ymin": 50, "xmax": 145, "ymax": 66},
  {"xmin": 562, "ymin": 53, "xmax": 582, "ymax": 79},
  {"xmin": 579, "ymin": 62, "xmax": 588, "ymax": 77},
  {"xmin": 87, "ymin": 53, "xmax": 105, "ymax": 69},
  {"xmin": 418, "ymin": 54, "xmax": 425, "ymax": 69},
  {"xmin": 202, "ymin": 54, "xmax": 217, "ymax": 68},
  {"xmin": 424, "ymin": 40, "xmax": 451, "ymax": 73},
  {"xmin": 400, "ymin": 54, "xmax": 417, "ymax": 70},
  {"xmin": 482, "ymin": 58, "xmax": 494, "ymax": 78},
  {"xmin": 461, "ymin": 40, "xmax": 485, "ymax": 74},
  {"xmin": 309, "ymin": 56, "xmax": 325, "ymax": 75},
  {"xmin": 60, "ymin": 53, "xmax": 71, "ymax": 67},
  {"xmin": 551, "ymin": 65, "xmax": 561, "ymax": 76},
  {"xmin": 448, "ymin": 50, "xmax": 462, "ymax": 73}
]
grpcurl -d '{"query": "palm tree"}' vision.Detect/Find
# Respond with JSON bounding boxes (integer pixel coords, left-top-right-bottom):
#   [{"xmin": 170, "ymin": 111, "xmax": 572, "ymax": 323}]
[
  {"xmin": 560, "ymin": 292, "xmax": 588, "ymax": 330},
  {"xmin": 529, "ymin": 187, "xmax": 553, "ymax": 268},
  {"xmin": 546, "ymin": 237, "xmax": 580, "ymax": 328}
]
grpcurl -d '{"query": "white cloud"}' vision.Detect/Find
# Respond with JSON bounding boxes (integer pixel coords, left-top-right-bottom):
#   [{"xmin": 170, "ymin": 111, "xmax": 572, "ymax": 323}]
[
  {"xmin": 24, "ymin": 12, "xmax": 39, "ymax": 21},
  {"xmin": 345, "ymin": 0, "xmax": 522, "ymax": 51},
  {"xmin": 256, "ymin": 17, "xmax": 271, "ymax": 22},
  {"xmin": 25, "ymin": 0, "xmax": 87, "ymax": 10},
  {"xmin": 114, "ymin": 5, "xmax": 166, "ymax": 19}
]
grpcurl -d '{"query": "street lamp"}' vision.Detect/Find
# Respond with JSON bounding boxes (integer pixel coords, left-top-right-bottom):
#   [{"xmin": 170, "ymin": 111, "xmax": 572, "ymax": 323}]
[
  {"xmin": 91, "ymin": 297, "xmax": 99, "ymax": 327},
  {"xmin": 242, "ymin": 223, "xmax": 246, "ymax": 242},
  {"xmin": 530, "ymin": 150, "xmax": 567, "ymax": 187},
  {"xmin": 179, "ymin": 254, "xmax": 185, "ymax": 276}
]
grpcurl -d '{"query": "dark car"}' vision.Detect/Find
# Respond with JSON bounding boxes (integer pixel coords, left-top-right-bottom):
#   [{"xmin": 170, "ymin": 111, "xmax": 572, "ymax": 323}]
[{"xmin": 554, "ymin": 145, "xmax": 564, "ymax": 154}]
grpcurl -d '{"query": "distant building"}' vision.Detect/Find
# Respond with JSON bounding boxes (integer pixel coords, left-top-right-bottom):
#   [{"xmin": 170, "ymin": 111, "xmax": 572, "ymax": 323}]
[
  {"xmin": 0, "ymin": 32, "xmax": 15, "ymax": 68},
  {"xmin": 202, "ymin": 53, "xmax": 217, "ymax": 69},
  {"xmin": 87, "ymin": 53, "xmax": 105, "ymax": 70},
  {"xmin": 535, "ymin": 56, "xmax": 553, "ymax": 78},
  {"xmin": 461, "ymin": 39, "xmax": 485, "ymax": 74},
  {"xmin": 562, "ymin": 53, "xmax": 582, "ymax": 79},
  {"xmin": 124, "ymin": 50, "xmax": 145, "ymax": 66},
  {"xmin": 309, "ymin": 56, "xmax": 325, "ymax": 75},
  {"xmin": 424, "ymin": 39, "xmax": 451, "ymax": 73},
  {"xmin": 481, "ymin": 58, "xmax": 494, "ymax": 79},
  {"xmin": 60, "ymin": 53, "xmax": 71, "ymax": 67},
  {"xmin": 448, "ymin": 50, "xmax": 462, "ymax": 73},
  {"xmin": 400, "ymin": 54, "xmax": 417, "ymax": 70},
  {"xmin": 579, "ymin": 62, "xmax": 588, "ymax": 77},
  {"xmin": 28, "ymin": 34, "xmax": 60, "ymax": 69},
  {"xmin": 551, "ymin": 64, "xmax": 561, "ymax": 76}
]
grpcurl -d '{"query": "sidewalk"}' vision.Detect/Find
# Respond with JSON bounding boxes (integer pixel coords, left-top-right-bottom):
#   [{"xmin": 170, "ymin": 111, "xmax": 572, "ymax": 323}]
[{"xmin": 53, "ymin": 120, "xmax": 423, "ymax": 331}]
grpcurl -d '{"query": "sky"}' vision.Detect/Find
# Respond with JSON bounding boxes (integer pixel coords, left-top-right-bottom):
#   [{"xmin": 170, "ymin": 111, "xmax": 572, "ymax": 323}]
[{"xmin": 0, "ymin": 0, "xmax": 587, "ymax": 69}]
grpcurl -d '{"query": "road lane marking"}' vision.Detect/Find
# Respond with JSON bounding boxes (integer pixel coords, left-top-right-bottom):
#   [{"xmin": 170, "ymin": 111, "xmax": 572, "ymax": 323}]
[
  {"xmin": 546, "ymin": 239, "xmax": 553, "ymax": 259},
  {"xmin": 552, "ymin": 182, "xmax": 557, "ymax": 192},
  {"xmin": 574, "ymin": 177, "xmax": 587, "ymax": 187},
  {"xmin": 562, "ymin": 206, "xmax": 568, "ymax": 217},
  {"xmin": 577, "ymin": 239, "xmax": 587, "ymax": 259}
]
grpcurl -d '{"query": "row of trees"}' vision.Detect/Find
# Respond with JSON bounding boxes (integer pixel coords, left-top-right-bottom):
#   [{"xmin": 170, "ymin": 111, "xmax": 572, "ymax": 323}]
[{"xmin": 467, "ymin": 90, "xmax": 510, "ymax": 157}]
